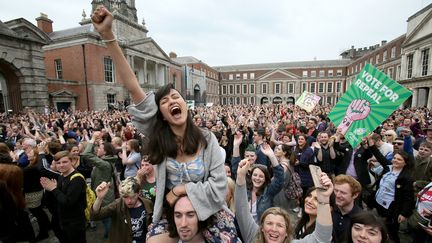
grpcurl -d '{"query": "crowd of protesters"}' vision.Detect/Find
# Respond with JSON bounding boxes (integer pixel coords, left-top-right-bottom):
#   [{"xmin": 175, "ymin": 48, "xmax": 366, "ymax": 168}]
[
  {"xmin": 1, "ymin": 91, "xmax": 432, "ymax": 243},
  {"xmin": 2, "ymin": 5, "xmax": 432, "ymax": 243}
]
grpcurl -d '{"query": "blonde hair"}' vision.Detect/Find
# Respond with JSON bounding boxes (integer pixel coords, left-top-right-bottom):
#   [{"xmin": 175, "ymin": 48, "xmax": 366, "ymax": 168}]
[
  {"xmin": 119, "ymin": 177, "xmax": 140, "ymax": 196},
  {"xmin": 254, "ymin": 207, "xmax": 292, "ymax": 243},
  {"xmin": 384, "ymin": 129, "xmax": 397, "ymax": 143},
  {"xmin": 112, "ymin": 137, "xmax": 122, "ymax": 147}
]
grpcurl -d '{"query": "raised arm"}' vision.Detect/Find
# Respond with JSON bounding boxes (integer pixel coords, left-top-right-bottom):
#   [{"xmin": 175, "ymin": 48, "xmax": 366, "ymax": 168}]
[
  {"xmin": 91, "ymin": 5, "xmax": 145, "ymax": 103},
  {"xmin": 235, "ymin": 159, "xmax": 259, "ymax": 243}
]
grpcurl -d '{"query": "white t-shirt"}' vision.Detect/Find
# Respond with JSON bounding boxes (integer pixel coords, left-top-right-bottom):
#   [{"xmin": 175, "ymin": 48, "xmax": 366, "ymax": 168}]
[{"xmin": 378, "ymin": 142, "xmax": 393, "ymax": 158}]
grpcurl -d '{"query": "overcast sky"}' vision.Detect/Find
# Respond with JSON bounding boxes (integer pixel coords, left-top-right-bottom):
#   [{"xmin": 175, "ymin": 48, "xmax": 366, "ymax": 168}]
[{"xmin": 1, "ymin": 0, "xmax": 431, "ymax": 66}]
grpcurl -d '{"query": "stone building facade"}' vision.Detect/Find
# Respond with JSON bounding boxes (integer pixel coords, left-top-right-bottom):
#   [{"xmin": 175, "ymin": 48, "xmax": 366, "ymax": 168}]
[
  {"xmin": 399, "ymin": 4, "xmax": 432, "ymax": 108},
  {"xmin": 214, "ymin": 60, "xmax": 350, "ymax": 106},
  {"xmin": 171, "ymin": 54, "xmax": 220, "ymax": 106},
  {"xmin": 344, "ymin": 36, "xmax": 406, "ymax": 96},
  {"xmin": 39, "ymin": 0, "xmax": 183, "ymax": 111},
  {"xmin": 0, "ymin": 18, "xmax": 50, "ymax": 113}
]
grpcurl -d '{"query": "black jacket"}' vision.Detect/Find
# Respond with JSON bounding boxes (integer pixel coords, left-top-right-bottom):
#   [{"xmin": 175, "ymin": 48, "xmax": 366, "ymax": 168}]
[
  {"xmin": 334, "ymin": 142, "xmax": 372, "ymax": 186},
  {"xmin": 52, "ymin": 170, "xmax": 87, "ymax": 227},
  {"xmin": 370, "ymin": 145, "xmax": 415, "ymax": 218}
]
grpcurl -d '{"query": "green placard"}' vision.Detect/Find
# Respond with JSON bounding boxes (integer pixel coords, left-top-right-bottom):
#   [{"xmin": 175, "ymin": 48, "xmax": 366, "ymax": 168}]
[{"xmin": 328, "ymin": 63, "xmax": 412, "ymax": 148}]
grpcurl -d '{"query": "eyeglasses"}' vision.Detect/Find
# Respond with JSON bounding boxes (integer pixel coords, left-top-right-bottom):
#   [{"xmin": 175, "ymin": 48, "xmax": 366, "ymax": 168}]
[
  {"xmin": 392, "ymin": 142, "xmax": 403, "ymax": 145},
  {"xmin": 385, "ymin": 134, "xmax": 392, "ymax": 136}
]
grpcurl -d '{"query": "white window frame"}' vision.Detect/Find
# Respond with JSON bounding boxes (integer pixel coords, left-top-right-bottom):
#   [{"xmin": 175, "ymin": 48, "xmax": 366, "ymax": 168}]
[
  {"xmin": 311, "ymin": 70, "xmax": 316, "ymax": 77},
  {"xmin": 327, "ymin": 82, "xmax": 333, "ymax": 93},
  {"xmin": 318, "ymin": 82, "xmax": 324, "ymax": 93},
  {"xmin": 302, "ymin": 70, "xmax": 308, "ymax": 77},
  {"xmin": 54, "ymin": 59, "xmax": 62, "ymax": 79},
  {"xmin": 383, "ymin": 50, "xmax": 387, "ymax": 62},
  {"xmin": 336, "ymin": 69, "xmax": 342, "ymax": 76},
  {"xmin": 229, "ymin": 74, "xmax": 233, "ymax": 80},
  {"xmin": 250, "ymin": 73, "xmax": 255, "ymax": 79},
  {"xmin": 407, "ymin": 54, "xmax": 414, "ymax": 79},
  {"xmin": 387, "ymin": 68, "xmax": 394, "ymax": 79},
  {"xmin": 319, "ymin": 70, "xmax": 325, "ymax": 77},
  {"xmin": 288, "ymin": 83, "xmax": 294, "ymax": 93},
  {"xmin": 261, "ymin": 83, "xmax": 268, "ymax": 94},
  {"xmin": 275, "ymin": 82, "xmax": 281, "ymax": 94},
  {"xmin": 328, "ymin": 70, "xmax": 333, "ymax": 77},
  {"xmin": 243, "ymin": 73, "xmax": 248, "ymax": 79},
  {"xmin": 250, "ymin": 84, "xmax": 255, "ymax": 94},
  {"xmin": 222, "ymin": 85, "xmax": 227, "ymax": 95},
  {"xmin": 391, "ymin": 47, "xmax": 396, "ymax": 58},
  {"xmin": 310, "ymin": 82, "xmax": 316, "ymax": 93},
  {"xmin": 104, "ymin": 57, "xmax": 114, "ymax": 83},
  {"xmin": 421, "ymin": 48, "xmax": 430, "ymax": 76},
  {"xmin": 243, "ymin": 84, "xmax": 248, "ymax": 94}
]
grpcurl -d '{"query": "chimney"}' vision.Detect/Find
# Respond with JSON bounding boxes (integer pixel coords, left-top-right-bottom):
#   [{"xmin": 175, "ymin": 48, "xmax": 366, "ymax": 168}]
[
  {"xmin": 381, "ymin": 40, "xmax": 387, "ymax": 46},
  {"xmin": 36, "ymin": 13, "xmax": 53, "ymax": 34},
  {"xmin": 169, "ymin": 52, "xmax": 177, "ymax": 58}
]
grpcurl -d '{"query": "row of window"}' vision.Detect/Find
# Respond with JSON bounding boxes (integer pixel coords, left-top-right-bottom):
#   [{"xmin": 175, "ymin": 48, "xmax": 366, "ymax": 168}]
[
  {"xmin": 348, "ymin": 46, "xmax": 399, "ymax": 75},
  {"xmin": 227, "ymin": 72, "xmax": 256, "ymax": 80},
  {"xmin": 407, "ymin": 48, "xmax": 430, "ymax": 79},
  {"xmin": 221, "ymin": 82, "xmax": 342, "ymax": 95},
  {"xmin": 54, "ymin": 57, "xmax": 114, "ymax": 83},
  {"xmin": 302, "ymin": 69, "xmax": 343, "ymax": 78}
]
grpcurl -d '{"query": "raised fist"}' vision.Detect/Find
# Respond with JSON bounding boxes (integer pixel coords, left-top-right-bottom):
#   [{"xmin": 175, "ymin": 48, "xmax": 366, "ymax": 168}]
[{"xmin": 346, "ymin": 99, "xmax": 371, "ymax": 121}]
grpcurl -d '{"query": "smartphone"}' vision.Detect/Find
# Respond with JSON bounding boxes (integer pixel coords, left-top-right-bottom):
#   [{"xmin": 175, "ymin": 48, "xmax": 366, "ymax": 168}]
[{"xmin": 309, "ymin": 165, "xmax": 326, "ymax": 190}]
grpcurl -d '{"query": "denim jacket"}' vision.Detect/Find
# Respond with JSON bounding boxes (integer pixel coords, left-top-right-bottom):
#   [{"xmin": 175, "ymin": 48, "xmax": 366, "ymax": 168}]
[{"xmin": 247, "ymin": 164, "xmax": 284, "ymax": 221}]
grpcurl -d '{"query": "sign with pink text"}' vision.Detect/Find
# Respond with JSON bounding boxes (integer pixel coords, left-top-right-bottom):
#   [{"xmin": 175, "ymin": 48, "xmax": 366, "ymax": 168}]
[{"xmin": 328, "ymin": 64, "xmax": 412, "ymax": 147}]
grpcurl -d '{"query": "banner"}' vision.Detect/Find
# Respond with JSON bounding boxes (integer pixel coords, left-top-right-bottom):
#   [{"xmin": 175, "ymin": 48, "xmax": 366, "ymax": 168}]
[
  {"xmin": 328, "ymin": 63, "xmax": 412, "ymax": 148},
  {"xmin": 296, "ymin": 91, "xmax": 321, "ymax": 112}
]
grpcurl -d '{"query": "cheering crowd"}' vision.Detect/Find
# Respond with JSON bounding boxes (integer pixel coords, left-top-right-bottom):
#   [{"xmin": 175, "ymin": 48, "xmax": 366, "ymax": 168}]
[{"xmin": 1, "ymin": 5, "xmax": 432, "ymax": 243}]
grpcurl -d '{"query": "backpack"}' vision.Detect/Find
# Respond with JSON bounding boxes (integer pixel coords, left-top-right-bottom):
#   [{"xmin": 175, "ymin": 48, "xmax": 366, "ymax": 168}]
[
  {"xmin": 284, "ymin": 167, "xmax": 303, "ymax": 200},
  {"xmin": 70, "ymin": 173, "xmax": 96, "ymax": 221}
]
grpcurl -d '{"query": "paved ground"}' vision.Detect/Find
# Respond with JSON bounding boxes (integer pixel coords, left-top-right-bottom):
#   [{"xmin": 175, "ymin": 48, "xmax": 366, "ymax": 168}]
[{"xmin": 31, "ymin": 215, "xmax": 106, "ymax": 243}]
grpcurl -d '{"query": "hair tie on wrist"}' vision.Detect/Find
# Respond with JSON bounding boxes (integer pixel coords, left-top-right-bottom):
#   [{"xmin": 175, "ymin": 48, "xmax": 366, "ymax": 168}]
[
  {"xmin": 102, "ymin": 38, "xmax": 116, "ymax": 43},
  {"xmin": 171, "ymin": 188, "xmax": 179, "ymax": 197}
]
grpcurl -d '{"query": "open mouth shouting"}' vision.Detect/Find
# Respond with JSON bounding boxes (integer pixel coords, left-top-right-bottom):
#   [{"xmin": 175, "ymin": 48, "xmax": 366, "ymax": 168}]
[{"xmin": 170, "ymin": 106, "xmax": 182, "ymax": 118}]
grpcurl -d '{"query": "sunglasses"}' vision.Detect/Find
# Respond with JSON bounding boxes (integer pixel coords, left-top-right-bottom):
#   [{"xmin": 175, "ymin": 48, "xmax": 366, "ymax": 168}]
[
  {"xmin": 385, "ymin": 134, "xmax": 392, "ymax": 136},
  {"xmin": 392, "ymin": 142, "xmax": 403, "ymax": 145}
]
